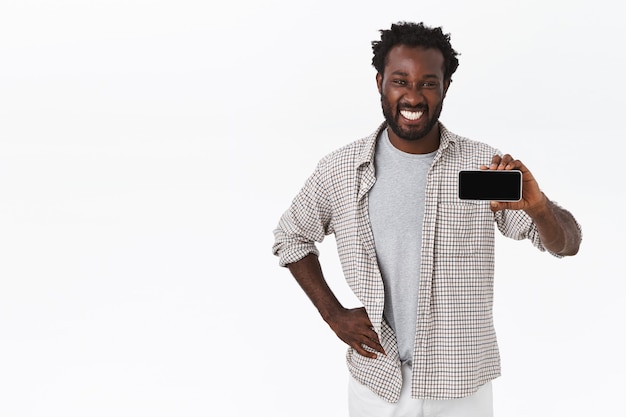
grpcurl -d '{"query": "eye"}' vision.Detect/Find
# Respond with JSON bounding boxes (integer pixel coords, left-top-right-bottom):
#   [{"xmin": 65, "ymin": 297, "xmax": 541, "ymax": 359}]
[
  {"xmin": 421, "ymin": 81, "xmax": 438, "ymax": 88},
  {"xmin": 392, "ymin": 79, "xmax": 407, "ymax": 86}
]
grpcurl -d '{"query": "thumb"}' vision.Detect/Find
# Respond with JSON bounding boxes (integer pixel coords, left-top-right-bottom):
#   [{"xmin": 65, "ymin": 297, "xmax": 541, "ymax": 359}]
[{"xmin": 490, "ymin": 201, "xmax": 501, "ymax": 212}]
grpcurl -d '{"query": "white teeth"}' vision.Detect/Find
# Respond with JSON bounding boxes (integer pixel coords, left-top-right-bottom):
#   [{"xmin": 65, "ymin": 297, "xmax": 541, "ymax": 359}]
[{"xmin": 400, "ymin": 110, "xmax": 423, "ymax": 120}]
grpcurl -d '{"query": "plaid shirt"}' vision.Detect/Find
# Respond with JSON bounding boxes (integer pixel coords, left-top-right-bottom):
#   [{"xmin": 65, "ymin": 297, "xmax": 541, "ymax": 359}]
[{"xmin": 273, "ymin": 122, "xmax": 559, "ymax": 401}]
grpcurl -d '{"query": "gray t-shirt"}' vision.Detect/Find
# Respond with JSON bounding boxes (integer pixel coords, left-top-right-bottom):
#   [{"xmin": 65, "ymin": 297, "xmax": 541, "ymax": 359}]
[{"xmin": 368, "ymin": 129, "xmax": 436, "ymax": 365}]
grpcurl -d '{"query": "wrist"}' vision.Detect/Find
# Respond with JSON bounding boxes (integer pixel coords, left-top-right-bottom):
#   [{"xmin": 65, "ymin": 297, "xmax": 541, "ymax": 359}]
[
  {"xmin": 320, "ymin": 304, "xmax": 346, "ymax": 325},
  {"xmin": 524, "ymin": 192, "xmax": 550, "ymax": 219}
]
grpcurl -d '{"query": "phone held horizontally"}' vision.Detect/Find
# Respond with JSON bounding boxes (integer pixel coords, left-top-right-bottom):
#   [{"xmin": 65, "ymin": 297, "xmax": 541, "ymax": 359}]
[{"xmin": 458, "ymin": 170, "xmax": 522, "ymax": 202}]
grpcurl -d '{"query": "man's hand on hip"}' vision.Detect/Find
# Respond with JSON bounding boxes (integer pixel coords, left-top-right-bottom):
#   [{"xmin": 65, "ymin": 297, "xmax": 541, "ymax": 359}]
[{"xmin": 325, "ymin": 307, "xmax": 386, "ymax": 359}]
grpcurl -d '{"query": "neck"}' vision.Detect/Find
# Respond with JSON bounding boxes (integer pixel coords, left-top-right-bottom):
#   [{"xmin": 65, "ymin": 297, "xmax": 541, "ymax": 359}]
[{"xmin": 387, "ymin": 124, "xmax": 441, "ymax": 154}]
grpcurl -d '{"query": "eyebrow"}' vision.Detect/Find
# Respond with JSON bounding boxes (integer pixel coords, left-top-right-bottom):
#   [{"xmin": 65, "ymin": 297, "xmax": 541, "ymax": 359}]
[{"xmin": 390, "ymin": 70, "xmax": 440, "ymax": 79}]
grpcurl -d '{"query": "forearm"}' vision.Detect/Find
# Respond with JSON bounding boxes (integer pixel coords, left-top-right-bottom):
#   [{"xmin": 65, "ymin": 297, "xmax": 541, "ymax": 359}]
[
  {"xmin": 525, "ymin": 193, "xmax": 582, "ymax": 256},
  {"xmin": 287, "ymin": 253, "xmax": 345, "ymax": 322},
  {"xmin": 286, "ymin": 253, "xmax": 385, "ymax": 358}
]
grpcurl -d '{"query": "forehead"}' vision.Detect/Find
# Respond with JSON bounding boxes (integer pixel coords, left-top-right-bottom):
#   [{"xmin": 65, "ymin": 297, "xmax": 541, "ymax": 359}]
[{"xmin": 383, "ymin": 45, "xmax": 445, "ymax": 77}]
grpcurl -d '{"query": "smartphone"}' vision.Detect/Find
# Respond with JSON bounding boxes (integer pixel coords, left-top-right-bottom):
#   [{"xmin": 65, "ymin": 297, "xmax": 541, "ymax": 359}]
[{"xmin": 458, "ymin": 170, "xmax": 522, "ymax": 201}]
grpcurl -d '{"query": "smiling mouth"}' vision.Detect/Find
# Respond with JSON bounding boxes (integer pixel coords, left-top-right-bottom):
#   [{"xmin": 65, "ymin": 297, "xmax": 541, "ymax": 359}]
[{"xmin": 400, "ymin": 110, "xmax": 423, "ymax": 121}]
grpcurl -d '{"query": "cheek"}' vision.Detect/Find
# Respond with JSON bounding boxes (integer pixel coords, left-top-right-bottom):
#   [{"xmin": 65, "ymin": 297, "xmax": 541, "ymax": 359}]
[
  {"xmin": 381, "ymin": 94, "xmax": 397, "ymax": 111},
  {"xmin": 381, "ymin": 88, "xmax": 400, "ymax": 104},
  {"xmin": 426, "ymin": 90, "xmax": 445, "ymax": 104}
]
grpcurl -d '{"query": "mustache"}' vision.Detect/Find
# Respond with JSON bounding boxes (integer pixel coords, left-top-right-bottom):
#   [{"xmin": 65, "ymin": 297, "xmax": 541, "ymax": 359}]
[{"xmin": 398, "ymin": 103, "xmax": 428, "ymax": 111}]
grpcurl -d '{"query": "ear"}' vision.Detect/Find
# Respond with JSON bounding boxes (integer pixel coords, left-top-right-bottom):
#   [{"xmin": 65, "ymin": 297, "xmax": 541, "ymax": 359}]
[{"xmin": 376, "ymin": 72, "xmax": 383, "ymax": 94}]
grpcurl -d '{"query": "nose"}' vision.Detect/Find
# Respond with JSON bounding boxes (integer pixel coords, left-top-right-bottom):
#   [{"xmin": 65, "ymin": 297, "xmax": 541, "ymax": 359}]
[{"xmin": 402, "ymin": 84, "xmax": 425, "ymax": 107}]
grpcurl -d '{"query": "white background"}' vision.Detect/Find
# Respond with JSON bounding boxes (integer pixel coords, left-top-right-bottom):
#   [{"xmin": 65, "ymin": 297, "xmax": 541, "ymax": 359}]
[{"xmin": 1, "ymin": 0, "xmax": 623, "ymax": 416}]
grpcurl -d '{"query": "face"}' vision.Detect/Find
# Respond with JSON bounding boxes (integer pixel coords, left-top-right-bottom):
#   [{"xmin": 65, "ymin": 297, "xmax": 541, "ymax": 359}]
[{"xmin": 377, "ymin": 45, "xmax": 450, "ymax": 142}]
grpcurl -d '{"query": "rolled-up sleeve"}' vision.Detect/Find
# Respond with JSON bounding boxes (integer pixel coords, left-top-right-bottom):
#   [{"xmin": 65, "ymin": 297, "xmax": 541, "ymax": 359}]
[
  {"xmin": 494, "ymin": 201, "xmax": 582, "ymax": 258},
  {"xmin": 272, "ymin": 160, "xmax": 334, "ymax": 267}
]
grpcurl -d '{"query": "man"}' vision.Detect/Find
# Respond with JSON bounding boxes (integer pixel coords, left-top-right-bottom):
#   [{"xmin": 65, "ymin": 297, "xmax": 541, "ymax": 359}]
[{"xmin": 272, "ymin": 22, "xmax": 581, "ymax": 417}]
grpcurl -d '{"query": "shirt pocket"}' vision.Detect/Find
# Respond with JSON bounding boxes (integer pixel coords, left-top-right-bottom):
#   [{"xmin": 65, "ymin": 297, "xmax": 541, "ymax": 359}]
[{"xmin": 435, "ymin": 201, "xmax": 490, "ymax": 256}]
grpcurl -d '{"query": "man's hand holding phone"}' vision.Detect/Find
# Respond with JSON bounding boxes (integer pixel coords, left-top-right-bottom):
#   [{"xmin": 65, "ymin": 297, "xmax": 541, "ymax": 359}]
[{"xmin": 480, "ymin": 154, "xmax": 546, "ymax": 214}]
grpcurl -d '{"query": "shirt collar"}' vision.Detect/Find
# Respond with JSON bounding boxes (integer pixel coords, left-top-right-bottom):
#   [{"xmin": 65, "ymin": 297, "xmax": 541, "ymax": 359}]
[{"xmin": 357, "ymin": 121, "xmax": 457, "ymax": 167}]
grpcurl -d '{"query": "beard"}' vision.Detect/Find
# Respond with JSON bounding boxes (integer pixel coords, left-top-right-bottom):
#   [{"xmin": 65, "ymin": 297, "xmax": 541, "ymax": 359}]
[{"xmin": 381, "ymin": 94, "xmax": 443, "ymax": 141}]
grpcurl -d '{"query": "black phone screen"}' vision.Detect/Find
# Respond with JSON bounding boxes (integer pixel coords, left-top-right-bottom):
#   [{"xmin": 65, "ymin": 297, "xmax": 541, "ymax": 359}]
[{"xmin": 458, "ymin": 170, "xmax": 522, "ymax": 201}]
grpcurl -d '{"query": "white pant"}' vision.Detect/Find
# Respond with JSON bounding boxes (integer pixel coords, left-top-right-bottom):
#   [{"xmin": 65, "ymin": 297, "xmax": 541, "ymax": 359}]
[{"xmin": 348, "ymin": 365, "xmax": 493, "ymax": 417}]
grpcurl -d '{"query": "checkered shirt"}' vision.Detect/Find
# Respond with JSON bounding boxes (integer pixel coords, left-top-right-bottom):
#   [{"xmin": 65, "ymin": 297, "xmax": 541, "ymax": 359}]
[{"xmin": 273, "ymin": 122, "xmax": 560, "ymax": 401}]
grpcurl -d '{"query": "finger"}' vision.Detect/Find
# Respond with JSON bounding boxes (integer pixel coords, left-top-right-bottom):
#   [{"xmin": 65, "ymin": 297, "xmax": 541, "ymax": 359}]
[
  {"xmin": 490, "ymin": 201, "xmax": 502, "ymax": 212},
  {"xmin": 508, "ymin": 159, "xmax": 525, "ymax": 171},
  {"xmin": 498, "ymin": 154, "xmax": 513, "ymax": 170},
  {"xmin": 489, "ymin": 155, "xmax": 501, "ymax": 170},
  {"xmin": 499, "ymin": 157, "xmax": 519, "ymax": 170},
  {"xmin": 353, "ymin": 342, "xmax": 378, "ymax": 359},
  {"xmin": 349, "ymin": 308, "xmax": 386, "ymax": 357},
  {"xmin": 358, "ymin": 338, "xmax": 386, "ymax": 357},
  {"xmin": 361, "ymin": 328, "xmax": 387, "ymax": 355},
  {"xmin": 350, "ymin": 330, "xmax": 386, "ymax": 358},
  {"xmin": 366, "ymin": 339, "xmax": 387, "ymax": 356},
  {"xmin": 491, "ymin": 200, "xmax": 519, "ymax": 212}
]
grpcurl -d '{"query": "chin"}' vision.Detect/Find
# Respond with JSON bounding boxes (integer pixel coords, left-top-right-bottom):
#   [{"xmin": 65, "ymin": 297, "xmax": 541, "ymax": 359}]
[{"xmin": 392, "ymin": 124, "xmax": 430, "ymax": 142}]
